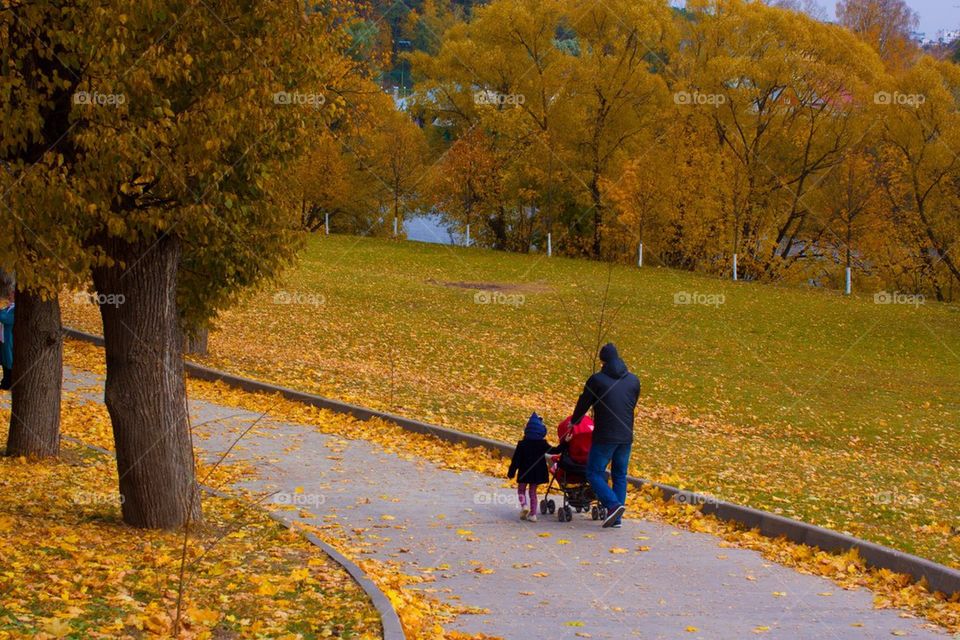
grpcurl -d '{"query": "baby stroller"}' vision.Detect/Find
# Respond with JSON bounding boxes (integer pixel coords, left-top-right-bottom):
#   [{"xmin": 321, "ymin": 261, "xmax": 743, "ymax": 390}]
[{"xmin": 540, "ymin": 416, "xmax": 609, "ymax": 523}]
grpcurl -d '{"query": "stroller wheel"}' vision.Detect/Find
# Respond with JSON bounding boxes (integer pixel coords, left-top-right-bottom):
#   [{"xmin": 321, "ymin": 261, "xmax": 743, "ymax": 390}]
[
  {"xmin": 598, "ymin": 506, "xmax": 608, "ymax": 520},
  {"xmin": 557, "ymin": 507, "xmax": 567, "ymax": 522},
  {"xmin": 539, "ymin": 499, "xmax": 548, "ymax": 514},
  {"xmin": 547, "ymin": 499, "xmax": 556, "ymax": 514},
  {"xmin": 563, "ymin": 506, "xmax": 573, "ymax": 522},
  {"xmin": 591, "ymin": 505, "xmax": 600, "ymax": 521},
  {"xmin": 575, "ymin": 505, "xmax": 583, "ymax": 513}
]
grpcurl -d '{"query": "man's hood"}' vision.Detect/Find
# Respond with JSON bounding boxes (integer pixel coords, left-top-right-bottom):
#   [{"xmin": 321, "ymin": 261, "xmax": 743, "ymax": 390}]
[
  {"xmin": 599, "ymin": 343, "xmax": 628, "ymax": 378},
  {"xmin": 600, "ymin": 356, "xmax": 629, "ymax": 379}
]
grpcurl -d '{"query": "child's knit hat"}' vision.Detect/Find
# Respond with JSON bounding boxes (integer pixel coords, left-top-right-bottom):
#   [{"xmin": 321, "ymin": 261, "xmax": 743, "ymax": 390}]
[{"xmin": 524, "ymin": 412, "xmax": 547, "ymax": 440}]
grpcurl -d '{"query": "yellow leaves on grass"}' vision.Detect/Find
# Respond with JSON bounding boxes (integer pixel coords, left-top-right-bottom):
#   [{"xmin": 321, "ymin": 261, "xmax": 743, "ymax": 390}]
[
  {"xmin": 349, "ymin": 553, "xmax": 458, "ymax": 639},
  {"xmin": 0, "ymin": 432, "xmax": 379, "ymax": 639},
  {"xmin": 186, "ymin": 607, "xmax": 220, "ymax": 626},
  {"xmin": 41, "ymin": 618, "xmax": 73, "ymax": 638}
]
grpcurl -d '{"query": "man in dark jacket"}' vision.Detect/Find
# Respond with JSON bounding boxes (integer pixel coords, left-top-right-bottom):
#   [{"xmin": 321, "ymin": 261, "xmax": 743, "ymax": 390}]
[{"xmin": 571, "ymin": 343, "xmax": 640, "ymax": 528}]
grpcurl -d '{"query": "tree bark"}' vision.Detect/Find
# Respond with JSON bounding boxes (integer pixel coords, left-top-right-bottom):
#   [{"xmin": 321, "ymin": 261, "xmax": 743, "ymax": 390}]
[
  {"xmin": 590, "ymin": 175, "xmax": 603, "ymax": 259},
  {"xmin": 185, "ymin": 327, "xmax": 209, "ymax": 357},
  {"xmin": 489, "ymin": 206, "xmax": 508, "ymax": 250},
  {"xmin": 5, "ymin": 290, "xmax": 62, "ymax": 458},
  {"xmin": 92, "ymin": 234, "xmax": 201, "ymax": 529},
  {"xmin": 184, "ymin": 329, "xmax": 210, "ymax": 356}
]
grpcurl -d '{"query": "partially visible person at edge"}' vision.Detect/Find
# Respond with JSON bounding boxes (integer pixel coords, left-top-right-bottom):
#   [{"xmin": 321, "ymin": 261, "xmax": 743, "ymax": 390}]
[
  {"xmin": 570, "ymin": 343, "xmax": 640, "ymax": 529},
  {"xmin": 0, "ymin": 285, "xmax": 14, "ymax": 391}
]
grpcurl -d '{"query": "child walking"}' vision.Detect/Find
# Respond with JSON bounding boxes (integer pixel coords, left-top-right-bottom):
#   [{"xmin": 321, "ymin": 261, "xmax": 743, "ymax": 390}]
[{"xmin": 507, "ymin": 412, "xmax": 558, "ymax": 522}]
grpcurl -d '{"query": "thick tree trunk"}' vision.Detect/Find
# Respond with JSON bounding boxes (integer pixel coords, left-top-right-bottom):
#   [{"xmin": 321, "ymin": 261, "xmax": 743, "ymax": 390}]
[
  {"xmin": 5, "ymin": 290, "xmax": 62, "ymax": 458},
  {"xmin": 92, "ymin": 234, "xmax": 201, "ymax": 529}
]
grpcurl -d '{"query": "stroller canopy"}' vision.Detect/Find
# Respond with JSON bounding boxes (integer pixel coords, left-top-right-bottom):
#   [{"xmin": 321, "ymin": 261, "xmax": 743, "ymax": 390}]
[{"xmin": 557, "ymin": 415, "xmax": 594, "ymax": 464}]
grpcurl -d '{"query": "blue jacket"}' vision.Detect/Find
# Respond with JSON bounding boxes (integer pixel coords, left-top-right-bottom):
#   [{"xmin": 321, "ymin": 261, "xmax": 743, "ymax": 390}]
[{"xmin": 0, "ymin": 304, "xmax": 13, "ymax": 370}]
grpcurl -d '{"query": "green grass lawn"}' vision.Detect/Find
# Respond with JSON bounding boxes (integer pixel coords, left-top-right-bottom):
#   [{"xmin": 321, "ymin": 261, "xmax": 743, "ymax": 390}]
[{"xmin": 63, "ymin": 234, "xmax": 960, "ymax": 569}]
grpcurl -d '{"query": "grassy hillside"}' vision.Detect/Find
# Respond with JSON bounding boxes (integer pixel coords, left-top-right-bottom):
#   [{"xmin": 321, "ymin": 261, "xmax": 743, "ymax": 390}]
[{"xmin": 62, "ymin": 235, "xmax": 960, "ymax": 567}]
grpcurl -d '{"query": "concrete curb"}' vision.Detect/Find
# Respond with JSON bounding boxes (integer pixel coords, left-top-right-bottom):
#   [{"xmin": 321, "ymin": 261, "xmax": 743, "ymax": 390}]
[
  {"xmin": 202, "ymin": 489, "xmax": 406, "ymax": 640},
  {"xmin": 64, "ymin": 328, "xmax": 960, "ymax": 596},
  {"xmin": 60, "ymin": 433, "xmax": 406, "ymax": 640}
]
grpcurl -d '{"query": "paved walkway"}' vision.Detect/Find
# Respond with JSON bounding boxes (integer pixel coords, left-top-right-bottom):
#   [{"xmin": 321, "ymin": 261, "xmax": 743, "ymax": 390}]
[{"xmin": 62, "ymin": 368, "xmax": 948, "ymax": 639}]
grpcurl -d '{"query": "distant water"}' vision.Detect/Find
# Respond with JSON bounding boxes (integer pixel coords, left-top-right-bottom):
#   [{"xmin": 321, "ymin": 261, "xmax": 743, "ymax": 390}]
[{"xmin": 405, "ymin": 214, "xmax": 461, "ymax": 245}]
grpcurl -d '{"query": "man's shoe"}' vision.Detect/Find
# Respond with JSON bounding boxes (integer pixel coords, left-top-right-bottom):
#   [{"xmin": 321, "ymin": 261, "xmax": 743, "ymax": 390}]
[
  {"xmin": 611, "ymin": 521, "xmax": 622, "ymax": 528},
  {"xmin": 602, "ymin": 505, "xmax": 625, "ymax": 528}
]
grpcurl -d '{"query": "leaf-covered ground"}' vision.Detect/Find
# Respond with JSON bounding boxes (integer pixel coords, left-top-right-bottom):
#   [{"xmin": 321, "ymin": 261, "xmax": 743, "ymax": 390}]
[
  {"xmin": 0, "ymin": 406, "xmax": 381, "ymax": 639},
  {"xmin": 61, "ymin": 234, "xmax": 960, "ymax": 570},
  {"xmin": 31, "ymin": 350, "xmax": 489, "ymax": 640},
  {"xmin": 57, "ymin": 339, "xmax": 960, "ymax": 633}
]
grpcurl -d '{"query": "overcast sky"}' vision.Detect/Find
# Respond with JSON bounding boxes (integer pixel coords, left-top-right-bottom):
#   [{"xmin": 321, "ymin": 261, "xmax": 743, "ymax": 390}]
[
  {"xmin": 825, "ymin": 0, "xmax": 960, "ymax": 36},
  {"xmin": 673, "ymin": 2, "xmax": 960, "ymax": 36}
]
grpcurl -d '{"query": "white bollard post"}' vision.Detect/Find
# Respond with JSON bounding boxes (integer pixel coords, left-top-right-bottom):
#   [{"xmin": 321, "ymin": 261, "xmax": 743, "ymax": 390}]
[
  {"xmin": 638, "ymin": 242, "xmax": 643, "ymax": 267},
  {"xmin": 845, "ymin": 266, "xmax": 852, "ymax": 295},
  {"xmin": 466, "ymin": 224, "xmax": 470, "ymax": 247},
  {"xmin": 393, "ymin": 216, "xmax": 398, "ymax": 237},
  {"xmin": 325, "ymin": 213, "xmax": 329, "ymax": 235},
  {"xmin": 733, "ymin": 253, "xmax": 738, "ymax": 281},
  {"xmin": 547, "ymin": 233, "xmax": 552, "ymax": 257}
]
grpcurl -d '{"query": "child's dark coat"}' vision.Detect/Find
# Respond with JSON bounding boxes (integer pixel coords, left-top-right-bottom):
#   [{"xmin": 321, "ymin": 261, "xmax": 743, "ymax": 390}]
[{"xmin": 508, "ymin": 439, "xmax": 560, "ymax": 485}]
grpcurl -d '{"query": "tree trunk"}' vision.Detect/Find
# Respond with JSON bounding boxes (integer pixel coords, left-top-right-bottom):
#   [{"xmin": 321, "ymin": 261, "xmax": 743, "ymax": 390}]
[
  {"xmin": 489, "ymin": 206, "xmax": 508, "ymax": 250},
  {"xmin": 590, "ymin": 175, "xmax": 603, "ymax": 259},
  {"xmin": 5, "ymin": 290, "xmax": 62, "ymax": 458},
  {"xmin": 185, "ymin": 327, "xmax": 209, "ymax": 357},
  {"xmin": 92, "ymin": 234, "xmax": 201, "ymax": 529}
]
